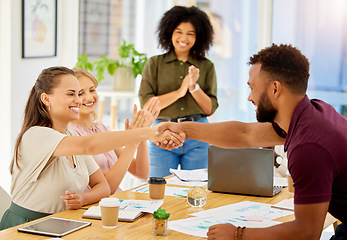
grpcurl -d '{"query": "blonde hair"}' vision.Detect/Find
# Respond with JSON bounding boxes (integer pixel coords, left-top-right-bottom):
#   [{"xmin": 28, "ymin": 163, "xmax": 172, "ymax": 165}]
[{"xmin": 72, "ymin": 68, "xmax": 99, "ymax": 88}]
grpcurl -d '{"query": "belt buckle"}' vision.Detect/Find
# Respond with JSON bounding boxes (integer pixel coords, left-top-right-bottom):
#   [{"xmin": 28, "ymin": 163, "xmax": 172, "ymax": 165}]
[{"xmin": 177, "ymin": 117, "xmax": 187, "ymax": 123}]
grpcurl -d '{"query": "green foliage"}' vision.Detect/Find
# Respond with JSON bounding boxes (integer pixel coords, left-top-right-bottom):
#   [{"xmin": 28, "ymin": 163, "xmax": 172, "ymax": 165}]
[
  {"xmin": 75, "ymin": 40, "xmax": 147, "ymax": 82},
  {"xmin": 93, "ymin": 56, "xmax": 117, "ymax": 82},
  {"xmin": 153, "ymin": 208, "xmax": 170, "ymax": 219},
  {"xmin": 75, "ymin": 53, "xmax": 94, "ymax": 72}
]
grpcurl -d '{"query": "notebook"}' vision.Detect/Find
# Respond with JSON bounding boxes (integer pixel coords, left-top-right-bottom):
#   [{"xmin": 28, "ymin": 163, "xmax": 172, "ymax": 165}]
[
  {"xmin": 208, "ymin": 145, "xmax": 282, "ymax": 197},
  {"xmin": 83, "ymin": 206, "xmax": 144, "ymax": 222}
]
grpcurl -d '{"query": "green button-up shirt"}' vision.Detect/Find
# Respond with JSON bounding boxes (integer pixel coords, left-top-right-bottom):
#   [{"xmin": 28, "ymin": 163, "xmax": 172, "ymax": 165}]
[{"xmin": 139, "ymin": 51, "xmax": 218, "ymax": 119}]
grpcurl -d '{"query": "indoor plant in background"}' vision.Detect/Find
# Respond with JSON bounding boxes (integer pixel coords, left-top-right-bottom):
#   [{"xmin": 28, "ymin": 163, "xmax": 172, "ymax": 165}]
[{"xmin": 75, "ymin": 40, "xmax": 147, "ymax": 91}]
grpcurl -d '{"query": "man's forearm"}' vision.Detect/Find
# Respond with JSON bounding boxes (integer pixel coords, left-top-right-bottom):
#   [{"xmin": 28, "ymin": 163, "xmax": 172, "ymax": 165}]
[
  {"xmin": 180, "ymin": 121, "xmax": 284, "ymax": 148},
  {"xmin": 180, "ymin": 121, "xmax": 250, "ymax": 148}
]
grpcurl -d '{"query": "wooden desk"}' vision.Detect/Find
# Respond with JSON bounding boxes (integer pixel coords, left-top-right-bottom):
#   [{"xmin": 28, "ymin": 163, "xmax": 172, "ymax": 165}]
[
  {"xmin": 0, "ymin": 184, "xmax": 335, "ymax": 240},
  {"xmin": 96, "ymin": 90, "xmax": 138, "ymax": 130}
]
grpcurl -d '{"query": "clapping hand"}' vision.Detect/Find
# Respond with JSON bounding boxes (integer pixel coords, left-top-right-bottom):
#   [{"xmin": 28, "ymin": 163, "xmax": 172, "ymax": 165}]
[
  {"xmin": 142, "ymin": 97, "xmax": 160, "ymax": 127},
  {"xmin": 188, "ymin": 65, "xmax": 199, "ymax": 89},
  {"xmin": 125, "ymin": 97, "xmax": 160, "ymax": 130},
  {"xmin": 178, "ymin": 65, "xmax": 200, "ymax": 96}
]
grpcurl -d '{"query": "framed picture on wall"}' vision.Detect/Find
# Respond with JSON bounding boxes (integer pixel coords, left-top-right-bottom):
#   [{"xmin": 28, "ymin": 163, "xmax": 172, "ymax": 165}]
[{"xmin": 22, "ymin": 0, "xmax": 57, "ymax": 58}]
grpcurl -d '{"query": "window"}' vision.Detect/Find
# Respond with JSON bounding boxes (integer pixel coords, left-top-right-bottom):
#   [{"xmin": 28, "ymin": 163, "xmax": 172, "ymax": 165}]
[{"xmin": 272, "ymin": 0, "xmax": 347, "ymax": 114}]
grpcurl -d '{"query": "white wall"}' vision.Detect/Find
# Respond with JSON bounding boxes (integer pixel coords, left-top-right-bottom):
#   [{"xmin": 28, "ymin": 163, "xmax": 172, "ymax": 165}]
[
  {"xmin": 136, "ymin": 0, "xmax": 172, "ymax": 55},
  {"xmin": 0, "ymin": 0, "xmax": 79, "ymax": 194},
  {"xmin": 0, "ymin": 0, "xmax": 12, "ymax": 194}
]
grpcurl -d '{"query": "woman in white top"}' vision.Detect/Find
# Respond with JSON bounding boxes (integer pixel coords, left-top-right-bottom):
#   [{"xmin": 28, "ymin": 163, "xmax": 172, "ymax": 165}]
[{"xmin": 0, "ymin": 66, "xmax": 181, "ymax": 230}]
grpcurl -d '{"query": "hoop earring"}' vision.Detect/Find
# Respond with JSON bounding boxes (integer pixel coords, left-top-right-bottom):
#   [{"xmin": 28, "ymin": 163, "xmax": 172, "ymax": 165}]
[{"xmin": 48, "ymin": 106, "xmax": 50, "ymax": 111}]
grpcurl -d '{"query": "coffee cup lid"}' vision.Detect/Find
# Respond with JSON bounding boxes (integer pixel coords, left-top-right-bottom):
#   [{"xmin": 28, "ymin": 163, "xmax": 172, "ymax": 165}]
[
  {"xmin": 99, "ymin": 197, "xmax": 120, "ymax": 207},
  {"xmin": 148, "ymin": 177, "xmax": 166, "ymax": 184}
]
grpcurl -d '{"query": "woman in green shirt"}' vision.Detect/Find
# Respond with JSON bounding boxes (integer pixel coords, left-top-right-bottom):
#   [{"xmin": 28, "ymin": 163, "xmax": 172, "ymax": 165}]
[{"xmin": 139, "ymin": 6, "xmax": 218, "ymax": 177}]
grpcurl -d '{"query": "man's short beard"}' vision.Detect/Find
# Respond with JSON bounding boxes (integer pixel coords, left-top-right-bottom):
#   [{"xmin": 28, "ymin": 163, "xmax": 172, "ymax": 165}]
[{"xmin": 256, "ymin": 91, "xmax": 277, "ymax": 123}]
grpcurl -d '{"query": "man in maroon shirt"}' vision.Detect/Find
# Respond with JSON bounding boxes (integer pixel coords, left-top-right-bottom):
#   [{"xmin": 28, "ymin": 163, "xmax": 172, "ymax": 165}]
[{"xmin": 156, "ymin": 44, "xmax": 347, "ymax": 240}]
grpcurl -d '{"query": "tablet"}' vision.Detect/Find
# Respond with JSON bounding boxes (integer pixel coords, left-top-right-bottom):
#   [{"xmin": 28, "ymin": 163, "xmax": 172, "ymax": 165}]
[{"xmin": 17, "ymin": 217, "xmax": 92, "ymax": 237}]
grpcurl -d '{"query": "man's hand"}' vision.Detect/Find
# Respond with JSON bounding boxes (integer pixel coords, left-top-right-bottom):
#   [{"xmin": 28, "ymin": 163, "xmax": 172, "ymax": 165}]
[
  {"xmin": 207, "ymin": 223, "xmax": 236, "ymax": 240},
  {"xmin": 150, "ymin": 127, "xmax": 185, "ymax": 150},
  {"xmin": 154, "ymin": 122, "xmax": 186, "ymax": 150}
]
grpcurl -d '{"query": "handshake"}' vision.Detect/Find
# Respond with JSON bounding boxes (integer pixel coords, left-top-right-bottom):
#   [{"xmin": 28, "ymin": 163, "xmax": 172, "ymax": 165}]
[
  {"xmin": 151, "ymin": 122, "xmax": 187, "ymax": 150},
  {"xmin": 129, "ymin": 97, "xmax": 189, "ymax": 150}
]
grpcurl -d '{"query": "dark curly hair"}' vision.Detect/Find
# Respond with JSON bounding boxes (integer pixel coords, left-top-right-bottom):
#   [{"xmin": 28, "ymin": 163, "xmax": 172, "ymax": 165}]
[
  {"xmin": 157, "ymin": 6, "xmax": 214, "ymax": 59},
  {"xmin": 249, "ymin": 44, "xmax": 310, "ymax": 95}
]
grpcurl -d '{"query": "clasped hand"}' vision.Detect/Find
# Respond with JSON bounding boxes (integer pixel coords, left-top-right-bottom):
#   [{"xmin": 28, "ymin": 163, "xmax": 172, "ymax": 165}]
[
  {"xmin": 124, "ymin": 98, "xmax": 187, "ymax": 149},
  {"xmin": 152, "ymin": 122, "xmax": 187, "ymax": 150}
]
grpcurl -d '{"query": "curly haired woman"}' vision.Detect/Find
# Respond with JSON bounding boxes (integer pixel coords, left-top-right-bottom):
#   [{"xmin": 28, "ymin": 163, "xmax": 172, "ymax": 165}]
[{"xmin": 139, "ymin": 6, "xmax": 219, "ymax": 177}]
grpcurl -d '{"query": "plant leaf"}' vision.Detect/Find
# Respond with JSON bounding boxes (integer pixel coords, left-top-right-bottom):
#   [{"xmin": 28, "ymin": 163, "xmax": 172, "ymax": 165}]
[{"xmin": 153, "ymin": 208, "xmax": 170, "ymax": 219}]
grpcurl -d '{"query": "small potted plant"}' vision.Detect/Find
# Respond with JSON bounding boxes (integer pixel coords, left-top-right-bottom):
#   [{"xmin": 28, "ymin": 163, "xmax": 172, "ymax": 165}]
[
  {"xmin": 152, "ymin": 208, "xmax": 170, "ymax": 236},
  {"xmin": 75, "ymin": 40, "xmax": 147, "ymax": 91}
]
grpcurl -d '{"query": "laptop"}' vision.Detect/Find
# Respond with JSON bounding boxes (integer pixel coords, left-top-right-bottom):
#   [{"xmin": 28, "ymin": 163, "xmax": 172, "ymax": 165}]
[{"xmin": 208, "ymin": 145, "xmax": 282, "ymax": 197}]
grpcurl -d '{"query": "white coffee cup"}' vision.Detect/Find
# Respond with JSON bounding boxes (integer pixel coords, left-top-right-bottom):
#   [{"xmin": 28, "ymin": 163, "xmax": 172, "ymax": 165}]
[{"xmin": 99, "ymin": 197, "xmax": 120, "ymax": 228}]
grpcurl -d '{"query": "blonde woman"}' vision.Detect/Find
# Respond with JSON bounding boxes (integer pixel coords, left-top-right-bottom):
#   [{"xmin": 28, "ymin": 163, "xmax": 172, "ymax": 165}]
[{"xmin": 68, "ymin": 68, "xmax": 158, "ymax": 194}]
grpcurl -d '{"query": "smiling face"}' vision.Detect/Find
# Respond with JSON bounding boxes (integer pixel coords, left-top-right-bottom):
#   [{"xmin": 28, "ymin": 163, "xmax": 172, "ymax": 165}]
[
  {"xmin": 77, "ymin": 75, "xmax": 98, "ymax": 117},
  {"xmin": 171, "ymin": 22, "xmax": 196, "ymax": 58},
  {"xmin": 47, "ymin": 74, "xmax": 81, "ymax": 127},
  {"xmin": 247, "ymin": 64, "xmax": 278, "ymax": 123}
]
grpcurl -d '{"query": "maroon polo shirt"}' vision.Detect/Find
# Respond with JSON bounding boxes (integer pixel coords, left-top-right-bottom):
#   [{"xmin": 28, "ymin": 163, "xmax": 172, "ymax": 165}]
[{"xmin": 274, "ymin": 95, "xmax": 347, "ymax": 223}]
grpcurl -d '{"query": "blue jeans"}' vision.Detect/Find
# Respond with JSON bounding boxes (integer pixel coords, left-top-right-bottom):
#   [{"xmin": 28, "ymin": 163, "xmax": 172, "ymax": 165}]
[
  {"xmin": 330, "ymin": 223, "xmax": 347, "ymax": 240},
  {"xmin": 149, "ymin": 117, "xmax": 209, "ymax": 177}
]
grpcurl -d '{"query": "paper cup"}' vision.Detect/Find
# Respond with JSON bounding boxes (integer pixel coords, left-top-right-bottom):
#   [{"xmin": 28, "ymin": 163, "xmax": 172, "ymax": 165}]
[
  {"xmin": 148, "ymin": 177, "xmax": 166, "ymax": 200},
  {"xmin": 99, "ymin": 197, "xmax": 120, "ymax": 228}
]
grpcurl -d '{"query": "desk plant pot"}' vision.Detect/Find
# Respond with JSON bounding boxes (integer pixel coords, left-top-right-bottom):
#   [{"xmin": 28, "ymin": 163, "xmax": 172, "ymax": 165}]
[
  {"xmin": 152, "ymin": 208, "xmax": 170, "ymax": 236},
  {"xmin": 75, "ymin": 40, "xmax": 147, "ymax": 90},
  {"xmin": 112, "ymin": 67, "xmax": 135, "ymax": 91}
]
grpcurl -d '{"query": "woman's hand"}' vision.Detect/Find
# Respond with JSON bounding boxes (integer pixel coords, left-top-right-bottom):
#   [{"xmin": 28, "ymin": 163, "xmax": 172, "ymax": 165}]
[
  {"xmin": 178, "ymin": 65, "xmax": 200, "ymax": 96},
  {"xmin": 153, "ymin": 122, "xmax": 186, "ymax": 150},
  {"xmin": 125, "ymin": 106, "xmax": 146, "ymax": 130},
  {"xmin": 125, "ymin": 98, "xmax": 160, "ymax": 130},
  {"xmin": 151, "ymin": 122, "xmax": 186, "ymax": 150},
  {"xmin": 142, "ymin": 97, "xmax": 160, "ymax": 127},
  {"xmin": 178, "ymin": 74, "xmax": 191, "ymax": 97},
  {"xmin": 188, "ymin": 65, "xmax": 200, "ymax": 91},
  {"xmin": 61, "ymin": 191, "xmax": 84, "ymax": 210},
  {"xmin": 151, "ymin": 129, "xmax": 184, "ymax": 150}
]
